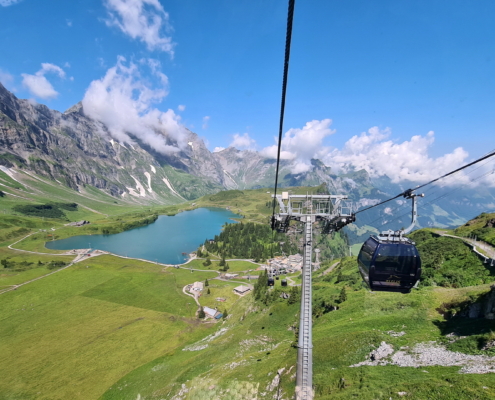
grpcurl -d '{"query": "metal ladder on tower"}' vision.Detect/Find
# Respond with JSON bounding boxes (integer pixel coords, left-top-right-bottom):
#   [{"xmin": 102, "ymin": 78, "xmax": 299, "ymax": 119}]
[{"xmin": 296, "ymin": 215, "xmax": 314, "ymax": 399}]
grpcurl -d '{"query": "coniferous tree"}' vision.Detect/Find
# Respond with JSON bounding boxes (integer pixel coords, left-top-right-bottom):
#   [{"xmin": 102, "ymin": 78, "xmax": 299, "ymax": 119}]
[
  {"xmin": 204, "ymin": 279, "xmax": 209, "ymax": 287},
  {"xmin": 339, "ymin": 286, "xmax": 347, "ymax": 303},
  {"xmin": 198, "ymin": 307, "xmax": 205, "ymax": 319},
  {"xmin": 223, "ymin": 309, "xmax": 228, "ymax": 319}
]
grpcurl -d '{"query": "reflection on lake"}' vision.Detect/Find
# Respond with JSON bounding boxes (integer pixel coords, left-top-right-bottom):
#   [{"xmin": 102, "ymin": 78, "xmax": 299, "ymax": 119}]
[{"xmin": 45, "ymin": 208, "xmax": 240, "ymax": 264}]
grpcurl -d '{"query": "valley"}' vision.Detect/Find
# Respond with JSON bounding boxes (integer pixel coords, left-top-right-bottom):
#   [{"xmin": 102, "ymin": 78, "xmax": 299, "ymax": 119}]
[
  {"xmin": 1, "ymin": 177, "xmax": 495, "ymax": 399},
  {"xmin": 1, "ymin": 64, "xmax": 495, "ymax": 400}
]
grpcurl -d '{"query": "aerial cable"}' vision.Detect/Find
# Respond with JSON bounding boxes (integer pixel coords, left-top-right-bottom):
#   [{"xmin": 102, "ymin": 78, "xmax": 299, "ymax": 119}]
[
  {"xmin": 374, "ymin": 157, "xmax": 495, "ymax": 226},
  {"xmin": 355, "ymin": 148, "xmax": 495, "ymax": 216},
  {"xmin": 366, "ymin": 158, "xmax": 495, "ymax": 229},
  {"xmin": 271, "ymin": 0, "xmax": 296, "ymax": 230}
]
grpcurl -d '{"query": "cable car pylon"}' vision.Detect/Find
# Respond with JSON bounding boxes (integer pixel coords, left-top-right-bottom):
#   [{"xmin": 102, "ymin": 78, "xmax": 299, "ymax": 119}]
[{"xmin": 272, "ymin": 192, "xmax": 354, "ymax": 400}]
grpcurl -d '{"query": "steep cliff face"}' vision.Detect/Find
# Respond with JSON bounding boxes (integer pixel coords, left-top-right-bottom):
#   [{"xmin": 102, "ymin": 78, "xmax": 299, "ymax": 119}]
[
  {"xmin": 0, "ymin": 83, "xmax": 222, "ymax": 203},
  {"xmin": 0, "ymin": 82, "xmax": 374, "ymax": 204}
]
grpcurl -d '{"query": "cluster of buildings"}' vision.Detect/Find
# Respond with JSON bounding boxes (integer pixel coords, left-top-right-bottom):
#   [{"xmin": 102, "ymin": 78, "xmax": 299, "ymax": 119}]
[
  {"xmin": 259, "ymin": 254, "xmax": 303, "ymax": 275},
  {"xmin": 186, "ymin": 281, "xmax": 251, "ymax": 320},
  {"xmin": 67, "ymin": 220, "xmax": 90, "ymax": 227}
]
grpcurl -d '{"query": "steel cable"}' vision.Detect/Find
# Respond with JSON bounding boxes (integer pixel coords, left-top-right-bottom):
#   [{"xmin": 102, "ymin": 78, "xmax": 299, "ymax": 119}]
[{"xmin": 271, "ymin": 0, "xmax": 296, "ymax": 230}]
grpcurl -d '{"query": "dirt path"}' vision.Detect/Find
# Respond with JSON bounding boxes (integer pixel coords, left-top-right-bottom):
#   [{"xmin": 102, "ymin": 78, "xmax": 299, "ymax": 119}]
[
  {"xmin": 321, "ymin": 261, "xmax": 340, "ymax": 276},
  {"xmin": 1, "ymin": 256, "xmax": 78, "ymax": 295},
  {"xmin": 182, "ymin": 285, "xmax": 201, "ymax": 306}
]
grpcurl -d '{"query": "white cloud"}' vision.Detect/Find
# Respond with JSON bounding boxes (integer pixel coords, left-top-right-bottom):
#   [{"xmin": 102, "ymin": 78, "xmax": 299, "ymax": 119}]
[
  {"xmin": 322, "ymin": 127, "xmax": 472, "ymax": 184},
  {"xmin": 213, "ymin": 147, "xmax": 225, "ymax": 153},
  {"xmin": 260, "ymin": 119, "xmax": 336, "ymax": 173},
  {"xmin": 21, "ymin": 63, "xmax": 66, "ymax": 99},
  {"xmin": 66, "ymin": 19, "xmax": 72, "ymax": 27},
  {"xmin": 202, "ymin": 116, "xmax": 210, "ymax": 129},
  {"xmin": 257, "ymin": 119, "xmax": 495, "ymax": 187},
  {"xmin": 0, "ymin": 0, "xmax": 22, "ymax": 6},
  {"xmin": 104, "ymin": 0, "xmax": 175, "ymax": 55},
  {"xmin": 82, "ymin": 56, "xmax": 188, "ymax": 154},
  {"xmin": 177, "ymin": 104, "xmax": 186, "ymax": 111},
  {"xmin": 0, "ymin": 69, "xmax": 14, "ymax": 87},
  {"xmin": 230, "ymin": 132, "xmax": 257, "ymax": 151}
]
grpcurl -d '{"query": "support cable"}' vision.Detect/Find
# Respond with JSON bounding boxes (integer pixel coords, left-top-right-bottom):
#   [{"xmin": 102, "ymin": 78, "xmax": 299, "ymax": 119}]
[
  {"xmin": 362, "ymin": 158, "xmax": 495, "ymax": 231},
  {"xmin": 271, "ymin": 0, "xmax": 296, "ymax": 230},
  {"xmin": 355, "ymin": 148, "xmax": 495, "ymax": 216}
]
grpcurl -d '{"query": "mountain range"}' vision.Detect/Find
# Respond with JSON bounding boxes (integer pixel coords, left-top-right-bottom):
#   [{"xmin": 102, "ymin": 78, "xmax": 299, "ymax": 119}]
[{"xmin": 1, "ymin": 82, "xmax": 494, "ymax": 242}]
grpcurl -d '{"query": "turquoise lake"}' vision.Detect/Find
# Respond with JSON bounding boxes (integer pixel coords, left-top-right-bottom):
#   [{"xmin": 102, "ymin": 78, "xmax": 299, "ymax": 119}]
[{"xmin": 45, "ymin": 208, "xmax": 240, "ymax": 264}]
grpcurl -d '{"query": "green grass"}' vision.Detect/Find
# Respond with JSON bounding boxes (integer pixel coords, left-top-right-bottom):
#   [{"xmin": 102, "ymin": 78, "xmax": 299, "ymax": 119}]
[
  {"xmin": 0, "ymin": 247, "xmax": 75, "ymax": 288},
  {"xmin": 0, "ymin": 255, "xmax": 218, "ymax": 400},
  {"xmin": 2, "ymin": 186, "xmax": 495, "ymax": 399}
]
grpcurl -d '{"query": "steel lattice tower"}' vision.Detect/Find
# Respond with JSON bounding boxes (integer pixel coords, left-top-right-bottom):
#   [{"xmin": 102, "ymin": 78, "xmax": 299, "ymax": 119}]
[{"xmin": 272, "ymin": 193, "xmax": 354, "ymax": 400}]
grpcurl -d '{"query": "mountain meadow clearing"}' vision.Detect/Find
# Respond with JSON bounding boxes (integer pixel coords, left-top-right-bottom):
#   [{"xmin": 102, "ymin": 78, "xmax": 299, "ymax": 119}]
[{"xmin": 0, "ymin": 187, "xmax": 495, "ymax": 399}]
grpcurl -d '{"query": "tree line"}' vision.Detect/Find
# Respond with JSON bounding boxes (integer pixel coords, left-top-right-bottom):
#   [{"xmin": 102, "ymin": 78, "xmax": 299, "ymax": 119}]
[{"xmin": 202, "ymin": 222, "xmax": 298, "ymax": 262}]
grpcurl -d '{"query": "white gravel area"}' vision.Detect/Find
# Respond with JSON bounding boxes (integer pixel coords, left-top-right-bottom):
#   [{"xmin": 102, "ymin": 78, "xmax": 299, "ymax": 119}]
[
  {"xmin": 351, "ymin": 341, "xmax": 495, "ymax": 374},
  {"xmin": 182, "ymin": 328, "xmax": 228, "ymax": 351}
]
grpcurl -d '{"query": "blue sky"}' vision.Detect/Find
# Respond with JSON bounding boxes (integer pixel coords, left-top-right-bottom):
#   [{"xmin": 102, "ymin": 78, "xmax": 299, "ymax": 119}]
[{"xmin": 1, "ymin": 0, "xmax": 494, "ymax": 184}]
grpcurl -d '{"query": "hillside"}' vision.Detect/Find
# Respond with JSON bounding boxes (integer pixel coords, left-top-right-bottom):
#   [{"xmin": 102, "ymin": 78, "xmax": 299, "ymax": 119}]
[
  {"xmin": 1, "ymin": 188, "xmax": 495, "ymax": 399},
  {"xmin": 2, "ymin": 83, "xmax": 495, "ymax": 238}
]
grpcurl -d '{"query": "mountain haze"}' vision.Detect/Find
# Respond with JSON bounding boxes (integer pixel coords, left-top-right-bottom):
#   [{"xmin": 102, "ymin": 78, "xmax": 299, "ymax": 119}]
[{"xmin": 1, "ymin": 83, "xmax": 494, "ymax": 238}]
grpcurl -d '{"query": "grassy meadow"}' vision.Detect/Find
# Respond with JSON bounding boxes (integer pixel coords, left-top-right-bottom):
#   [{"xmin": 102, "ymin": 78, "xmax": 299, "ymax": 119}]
[
  {"xmin": 1, "ymin": 184, "xmax": 495, "ymax": 399},
  {"xmin": 0, "ymin": 254, "xmax": 225, "ymax": 400}
]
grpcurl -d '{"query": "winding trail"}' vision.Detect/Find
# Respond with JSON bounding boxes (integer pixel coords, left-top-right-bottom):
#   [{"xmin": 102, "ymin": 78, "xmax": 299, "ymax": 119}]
[
  {"xmin": 0, "ymin": 252, "xmax": 96, "ymax": 295},
  {"xmin": 321, "ymin": 261, "xmax": 340, "ymax": 276},
  {"xmin": 3, "ymin": 232, "xmax": 264, "ymax": 296},
  {"xmin": 434, "ymin": 230, "xmax": 495, "ymax": 260}
]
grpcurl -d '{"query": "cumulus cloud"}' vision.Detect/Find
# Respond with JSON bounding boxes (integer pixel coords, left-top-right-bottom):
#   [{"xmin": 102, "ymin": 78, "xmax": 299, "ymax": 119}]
[
  {"xmin": 177, "ymin": 104, "xmax": 186, "ymax": 112},
  {"xmin": 82, "ymin": 56, "xmax": 188, "ymax": 154},
  {"xmin": 202, "ymin": 116, "xmax": 210, "ymax": 129},
  {"xmin": 322, "ymin": 127, "xmax": 473, "ymax": 184},
  {"xmin": 104, "ymin": 0, "xmax": 175, "ymax": 55},
  {"xmin": 21, "ymin": 63, "xmax": 66, "ymax": 99},
  {"xmin": 213, "ymin": 147, "xmax": 225, "ymax": 153},
  {"xmin": 261, "ymin": 119, "xmax": 336, "ymax": 173},
  {"xmin": 230, "ymin": 132, "xmax": 257, "ymax": 151},
  {"xmin": 0, "ymin": 0, "xmax": 22, "ymax": 6},
  {"xmin": 258, "ymin": 118, "xmax": 495, "ymax": 187}
]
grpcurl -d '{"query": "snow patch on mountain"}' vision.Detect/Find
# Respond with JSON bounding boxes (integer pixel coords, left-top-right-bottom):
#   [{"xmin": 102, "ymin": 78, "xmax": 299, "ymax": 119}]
[
  {"xmin": 144, "ymin": 171, "xmax": 152, "ymax": 193},
  {"xmin": 162, "ymin": 177, "xmax": 185, "ymax": 200},
  {"xmin": 129, "ymin": 176, "xmax": 146, "ymax": 197}
]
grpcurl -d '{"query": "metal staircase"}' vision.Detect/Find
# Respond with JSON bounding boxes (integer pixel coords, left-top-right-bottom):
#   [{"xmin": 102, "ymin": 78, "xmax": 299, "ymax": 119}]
[
  {"xmin": 296, "ymin": 215, "xmax": 314, "ymax": 399},
  {"xmin": 272, "ymin": 193, "xmax": 354, "ymax": 400}
]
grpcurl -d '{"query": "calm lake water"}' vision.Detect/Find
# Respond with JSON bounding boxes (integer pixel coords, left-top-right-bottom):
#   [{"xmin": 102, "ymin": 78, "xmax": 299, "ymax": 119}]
[{"xmin": 45, "ymin": 208, "xmax": 240, "ymax": 264}]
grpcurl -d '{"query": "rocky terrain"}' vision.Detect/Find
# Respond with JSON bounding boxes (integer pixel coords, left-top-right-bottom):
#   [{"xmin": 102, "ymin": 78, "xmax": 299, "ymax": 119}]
[{"xmin": 1, "ymin": 82, "xmax": 495, "ymax": 235}]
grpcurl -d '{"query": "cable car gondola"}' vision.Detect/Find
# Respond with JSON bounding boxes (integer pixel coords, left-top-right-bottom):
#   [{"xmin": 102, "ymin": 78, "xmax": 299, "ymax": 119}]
[
  {"xmin": 357, "ymin": 193, "xmax": 423, "ymax": 293},
  {"xmin": 267, "ymin": 277, "xmax": 275, "ymax": 286}
]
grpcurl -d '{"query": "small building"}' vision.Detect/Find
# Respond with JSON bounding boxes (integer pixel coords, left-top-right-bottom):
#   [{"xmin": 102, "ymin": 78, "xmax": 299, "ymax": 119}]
[
  {"xmin": 203, "ymin": 306, "xmax": 223, "ymax": 319},
  {"xmin": 190, "ymin": 282, "xmax": 204, "ymax": 292},
  {"xmin": 233, "ymin": 285, "xmax": 251, "ymax": 295},
  {"xmin": 224, "ymin": 273, "xmax": 239, "ymax": 279}
]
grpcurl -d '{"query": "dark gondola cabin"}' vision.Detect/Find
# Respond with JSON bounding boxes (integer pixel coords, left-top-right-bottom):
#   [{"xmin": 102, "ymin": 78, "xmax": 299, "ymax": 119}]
[
  {"xmin": 358, "ymin": 235, "xmax": 421, "ymax": 293},
  {"xmin": 281, "ymin": 279, "xmax": 288, "ymax": 287},
  {"xmin": 267, "ymin": 277, "xmax": 275, "ymax": 286}
]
